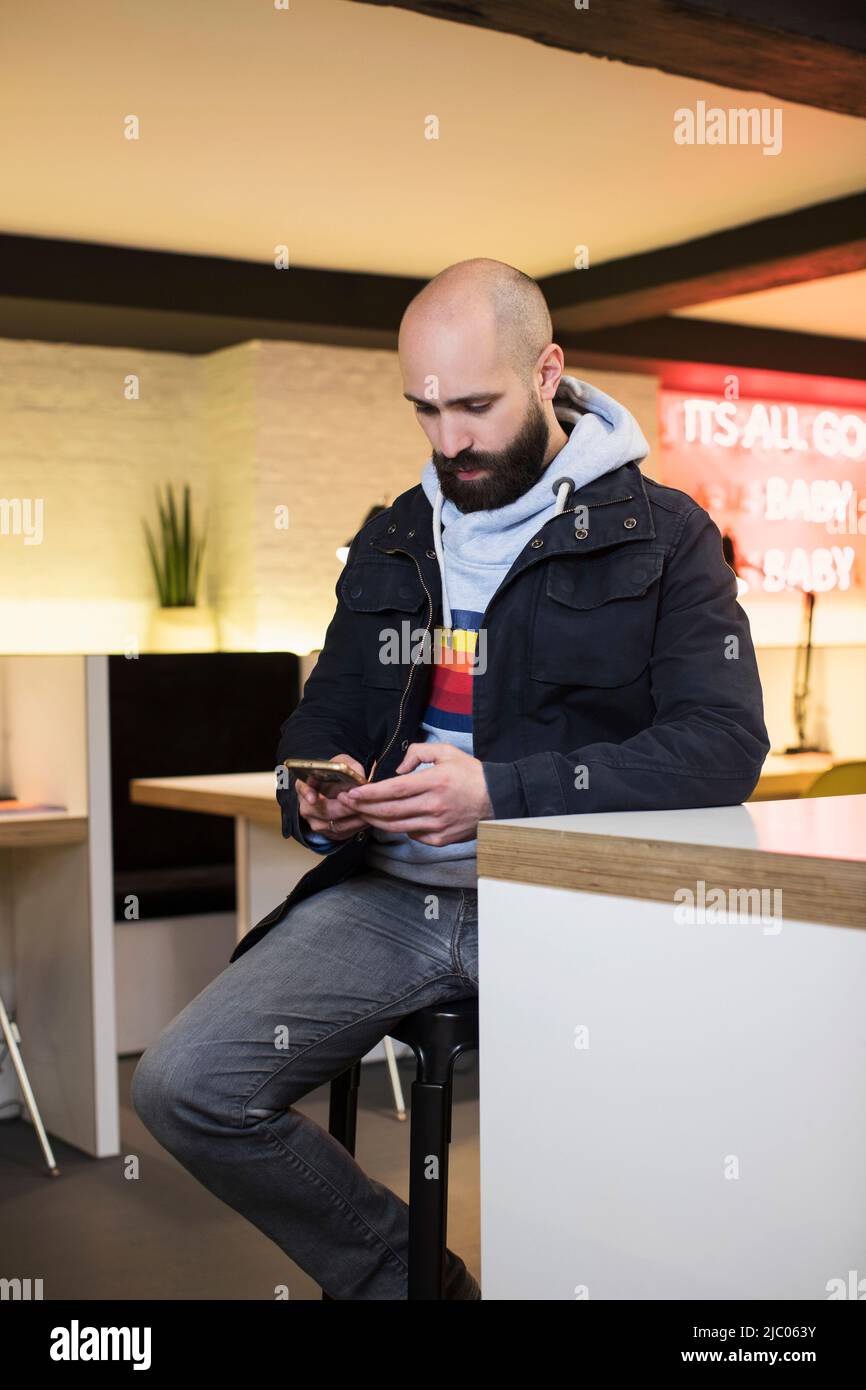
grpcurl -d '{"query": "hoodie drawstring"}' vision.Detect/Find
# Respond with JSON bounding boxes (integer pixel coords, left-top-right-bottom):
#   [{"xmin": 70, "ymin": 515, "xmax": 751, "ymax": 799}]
[
  {"xmin": 432, "ymin": 485, "xmax": 452, "ymax": 631},
  {"xmin": 433, "ymin": 474, "xmax": 572, "ymax": 635}
]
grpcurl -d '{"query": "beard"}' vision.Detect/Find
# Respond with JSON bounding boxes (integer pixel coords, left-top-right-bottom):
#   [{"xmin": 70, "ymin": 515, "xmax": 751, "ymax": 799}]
[{"xmin": 432, "ymin": 392, "xmax": 553, "ymax": 513}]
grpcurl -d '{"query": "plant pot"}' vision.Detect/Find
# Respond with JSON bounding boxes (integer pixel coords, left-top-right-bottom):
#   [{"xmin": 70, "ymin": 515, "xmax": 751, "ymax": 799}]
[{"xmin": 147, "ymin": 604, "xmax": 218, "ymax": 653}]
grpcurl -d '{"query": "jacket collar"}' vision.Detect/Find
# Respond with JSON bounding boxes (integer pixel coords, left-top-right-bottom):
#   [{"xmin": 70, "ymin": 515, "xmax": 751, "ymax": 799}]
[{"xmin": 368, "ymin": 460, "xmax": 655, "ymax": 568}]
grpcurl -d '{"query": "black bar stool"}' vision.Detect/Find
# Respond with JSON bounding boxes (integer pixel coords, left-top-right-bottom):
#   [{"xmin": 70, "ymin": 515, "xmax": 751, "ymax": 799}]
[{"xmin": 323, "ymin": 996, "xmax": 479, "ymax": 1300}]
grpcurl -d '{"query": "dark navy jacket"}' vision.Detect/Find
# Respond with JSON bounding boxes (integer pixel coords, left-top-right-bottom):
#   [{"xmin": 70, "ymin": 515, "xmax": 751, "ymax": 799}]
[{"xmin": 229, "ymin": 459, "xmax": 770, "ymax": 962}]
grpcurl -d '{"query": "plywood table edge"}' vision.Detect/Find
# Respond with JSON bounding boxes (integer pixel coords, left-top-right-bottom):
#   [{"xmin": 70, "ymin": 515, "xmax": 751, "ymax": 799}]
[
  {"xmin": 129, "ymin": 780, "xmax": 280, "ymax": 827},
  {"xmin": 477, "ymin": 822, "xmax": 866, "ymax": 931},
  {"xmin": 0, "ymin": 815, "xmax": 89, "ymax": 848}
]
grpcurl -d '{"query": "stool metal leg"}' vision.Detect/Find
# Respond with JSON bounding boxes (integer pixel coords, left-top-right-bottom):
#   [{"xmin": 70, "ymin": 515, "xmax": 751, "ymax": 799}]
[
  {"xmin": 383, "ymin": 1036, "xmax": 407, "ymax": 1120},
  {"xmin": 322, "ymin": 1059, "xmax": 362, "ymax": 1299},
  {"xmin": 406, "ymin": 1078, "xmax": 452, "ymax": 1299},
  {"xmin": 390, "ymin": 1005, "xmax": 479, "ymax": 1301},
  {"xmin": 0, "ymin": 991, "xmax": 60, "ymax": 1176},
  {"xmin": 322, "ymin": 1001, "xmax": 479, "ymax": 1302},
  {"xmin": 327, "ymin": 1059, "xmax": 362, "ymax": 1155}
]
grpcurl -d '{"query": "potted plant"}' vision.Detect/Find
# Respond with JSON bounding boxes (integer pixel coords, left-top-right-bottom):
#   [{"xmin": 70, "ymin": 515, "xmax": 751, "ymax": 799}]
[{"xmin": 143, "ymin": 483, "xmax": 216, "ymax": 652}]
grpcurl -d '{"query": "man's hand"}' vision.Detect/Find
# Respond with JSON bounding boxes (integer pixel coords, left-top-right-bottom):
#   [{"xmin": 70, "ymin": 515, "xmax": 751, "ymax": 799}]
[
  {"xmin": 295, "ymin": 753, "xmax": 369, "ymax": 841},
  {"xmin": 335, "ymin": 742, "xmax": 494, "ymax": 846}
]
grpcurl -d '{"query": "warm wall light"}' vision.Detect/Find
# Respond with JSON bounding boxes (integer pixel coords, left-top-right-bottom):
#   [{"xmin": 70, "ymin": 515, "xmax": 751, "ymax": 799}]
[{"xmin": 0, "ymin": 599, "xmax": 155, "ymax": 654}]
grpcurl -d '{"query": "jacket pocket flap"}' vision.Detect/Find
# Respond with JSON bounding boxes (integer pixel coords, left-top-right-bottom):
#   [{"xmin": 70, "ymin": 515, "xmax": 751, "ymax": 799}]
[
  {"xmin": 546, "ymin": 548, "xmax": 665, "ymax": 609},
  {"xmin": 341, "ymin": 558, "xmax": 425, "ymax": 613}
]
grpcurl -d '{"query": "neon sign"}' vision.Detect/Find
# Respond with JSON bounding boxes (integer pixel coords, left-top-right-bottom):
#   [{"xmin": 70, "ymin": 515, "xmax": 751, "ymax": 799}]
[
  {"xmin": 659, "ymin": 391, "xmax": 866, "ymax": 596},
  {"xmin": 681, "ymin": 399, "xmax": 866, "ymax": 459}
]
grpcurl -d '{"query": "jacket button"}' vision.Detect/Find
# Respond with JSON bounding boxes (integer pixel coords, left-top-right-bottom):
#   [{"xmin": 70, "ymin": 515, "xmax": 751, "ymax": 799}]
[
  {"xmin": 426, "ymin": 548, "xmax": 436, "ymax": 558},
  {"xmin": 407, "ymin": 528, "xmax": 415, "ymax": 537},
  {"xmin": 350, "ymin": 583, "xmax": 363, "ymax": 597},
  {"xmin": 530, "ymin": 537, "xmax": 544, "ymax": 548},
  {"xmin": 356, "ymin": 830, "xmax": 367, "ymax": 841},
  {"xmin": 574, "ymin": 527, "xmax": 588, "ymax": 540},
  {"xmin": 623, "ymin": 517, "xmax": 637, "ymax": 528}
]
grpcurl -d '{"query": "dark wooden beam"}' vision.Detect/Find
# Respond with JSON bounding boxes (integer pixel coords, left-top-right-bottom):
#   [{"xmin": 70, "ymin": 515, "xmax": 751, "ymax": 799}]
[
  {"xmin": 557, "ymin": 317, "xmax": 866, "ymax": 382},
  {"xmin": 5, "ymin": 189, "xmax": 863, "ymax": 344},
  {"xmin": 538, "ymin": 192, "xmax": 866, "ymax": 333},
  {"xmin": 347, "ymin": 0, "xmax": 866, "ymax": 118},
  {"xmin": 1, "ymin": 233, "xmax": 863, "ymax": 380},
  {"xmin": 0, "ymin": 233, "xmax": 424, "ymax": 333}
]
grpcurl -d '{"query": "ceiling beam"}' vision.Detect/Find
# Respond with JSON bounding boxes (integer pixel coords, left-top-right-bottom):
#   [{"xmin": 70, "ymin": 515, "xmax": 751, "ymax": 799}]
[
  {"xmin": 1, "ymin": 232, "xmax": 863, "ymax": 379},
  {"xmin": 538, "ymin": 192, "xmax": 866, "ymax": 333},
  {"xmin": 0, "ymin": 233, "xmax": 423, "ymax": 332},
  {"xmin": 347, "ymin": 0, "xmax": 866, "ymax": 118},
  {"xmin": 5, "ymin": 190, "xmax": 864, "ymax": 342}
]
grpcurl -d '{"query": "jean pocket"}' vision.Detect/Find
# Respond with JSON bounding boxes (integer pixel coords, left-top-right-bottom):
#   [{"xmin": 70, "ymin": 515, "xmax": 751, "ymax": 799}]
[{"xmin": 451, "ymin": 891, "xmax": 478, "ymax": 985}]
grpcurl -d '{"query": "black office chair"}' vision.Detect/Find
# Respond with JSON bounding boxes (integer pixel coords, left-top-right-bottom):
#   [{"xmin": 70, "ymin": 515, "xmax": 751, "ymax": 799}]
[{"xmin": 323, "ymin": 997, "xmax": 479, "ymax": 1300}]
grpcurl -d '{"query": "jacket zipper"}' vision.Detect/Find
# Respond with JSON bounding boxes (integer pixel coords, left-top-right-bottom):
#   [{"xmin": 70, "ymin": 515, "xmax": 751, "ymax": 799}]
[
  {"xmin": 310, "ymin": 544, "xmax": 431, "ymax": 855},
  {"xmin": 368, "ymin": 497, "xmax": 635, "ymax": 763},
  {"xmin": 369, "ymin": 546, "xmax": 434, "ymax": 772},
  {"xmin": 373, "ymin": 495, "xmax": 636, "ymax": 728},
  {"xmin": 318, "ymin": 503, "xmax": 635, "ymax": 854}
]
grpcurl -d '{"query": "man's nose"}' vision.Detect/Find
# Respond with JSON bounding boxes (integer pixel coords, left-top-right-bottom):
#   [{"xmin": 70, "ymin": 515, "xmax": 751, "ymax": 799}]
[{"xmin": 439, "ymin": 429, "xmax": 474, "ymax": 460}]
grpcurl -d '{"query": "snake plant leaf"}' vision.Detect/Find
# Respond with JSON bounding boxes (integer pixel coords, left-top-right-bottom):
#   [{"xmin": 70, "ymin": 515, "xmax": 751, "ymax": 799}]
[
  {"xmin": 183, "ymin": 484, "xmax": 191, "ymax": 601},
  {"xmin": 142, "ymin": 518, "xmax": 167, "ymax": 606},
  {"xmin": 145, "ymin": 482, "xmax": 204, "ymax": 608},
  {"xmin": 192, "ymin": 530, "xmax": 206, "ymax": 601},
  {"xmin": 167, "ymin": 485, "xmax": 180, "ymax": 588}
]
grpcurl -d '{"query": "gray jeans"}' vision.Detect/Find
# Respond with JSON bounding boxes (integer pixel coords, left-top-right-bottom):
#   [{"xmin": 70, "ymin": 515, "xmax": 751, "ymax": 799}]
[{"xmin": 131, "ymin": 868, "xmax": 479, "ymax": 1300}]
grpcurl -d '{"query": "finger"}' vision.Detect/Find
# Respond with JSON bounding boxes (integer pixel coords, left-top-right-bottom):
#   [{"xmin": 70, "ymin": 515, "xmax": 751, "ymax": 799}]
[
  {"xmin": 339, "ymin": 784, "xmax": 439, "ymax": 815},
  {"xmin": 339, "ymin": 769, "xmax": 438, "ymax": 806},
  {"xmin": 294, "ymin": 777, "xmax": 320, "ymax": 805},
  {"xmin": 333, "ymin": 755, "xmax": 366, "ymax": 779},
  {"xmin": 350, "ymin": 809, "xmax": 445, "ymax": 831},
  {"xmin": 394, "ymin": 742, "xmax": 452, "ymax": 773},
  {"xmin": 316, "ymin": 786, "xmax": 364, "ymax": 815}
]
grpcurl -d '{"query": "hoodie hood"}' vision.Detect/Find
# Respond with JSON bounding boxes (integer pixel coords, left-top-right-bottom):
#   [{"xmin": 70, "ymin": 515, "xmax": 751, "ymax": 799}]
[{"xmin": 419, "ymin": 374, "xmax": 650, "ymax": 628}]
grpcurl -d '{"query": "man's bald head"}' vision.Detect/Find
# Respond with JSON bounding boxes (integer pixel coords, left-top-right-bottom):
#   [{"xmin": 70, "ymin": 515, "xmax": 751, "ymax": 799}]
[
  {"xmin": 399, "ymin": 257, "xmax": 552, "ymax": 389},
  {"xmin": 398, "ymin": 259, "xmax": 569, "ymax": 513}
]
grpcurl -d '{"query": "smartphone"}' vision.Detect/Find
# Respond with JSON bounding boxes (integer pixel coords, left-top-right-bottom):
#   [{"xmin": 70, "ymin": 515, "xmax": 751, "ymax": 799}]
[{"xmin": 282, "ymin": 758, "xmax": 367, "ymax": 792}]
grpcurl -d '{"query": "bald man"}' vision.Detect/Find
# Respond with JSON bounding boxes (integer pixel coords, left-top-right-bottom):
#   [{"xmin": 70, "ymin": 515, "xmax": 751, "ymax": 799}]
[{"xmin": 133, "ymin": 258, "xmax": 770, "ymax": 1301}]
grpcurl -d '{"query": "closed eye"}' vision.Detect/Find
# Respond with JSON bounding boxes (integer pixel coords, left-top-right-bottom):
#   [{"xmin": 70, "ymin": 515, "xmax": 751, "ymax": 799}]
[{"xmin": 414, "ymin": 403, "xmax": 491, "ymax": 415}]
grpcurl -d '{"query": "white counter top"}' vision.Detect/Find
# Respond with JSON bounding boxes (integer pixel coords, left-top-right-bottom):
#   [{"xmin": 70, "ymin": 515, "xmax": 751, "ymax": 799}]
[{"xmin": 482, "ymin": 792, "xmax": 866, "ymax": 862}]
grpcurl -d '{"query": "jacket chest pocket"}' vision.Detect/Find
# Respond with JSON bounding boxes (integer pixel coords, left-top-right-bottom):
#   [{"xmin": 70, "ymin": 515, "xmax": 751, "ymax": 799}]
[
  {"xmin": 530, "ymin": 548, "xmax": 665, "ymax": 687},
  {"xmin": 341, "ymin": 557, "xmax": 427, "ymax": 689}
]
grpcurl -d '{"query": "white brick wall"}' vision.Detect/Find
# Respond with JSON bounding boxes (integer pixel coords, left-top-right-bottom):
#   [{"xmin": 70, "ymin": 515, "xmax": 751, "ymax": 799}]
[
  {"xmin": 0, "ymin": 337, "xmax": 205, "ymax": 652},
  {"xmin": 3, "ymin": 333, "xmax": 866, "ymax": 755},
  {"xmin": 0, "ymin": 335, "xmax": 659, "ymax": 654}
]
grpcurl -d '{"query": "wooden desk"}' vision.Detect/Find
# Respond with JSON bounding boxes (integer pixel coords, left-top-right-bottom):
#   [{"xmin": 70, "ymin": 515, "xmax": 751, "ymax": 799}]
[
  {"xmin": 130, "ymin": 755, "xmax": 851, "ymax": 933},
  {"xmin": 0, "ymin": 655, "xmax": 118, "ymax": 1161},
  {"xmin": 0, "ymin": 811, "xmax": 88, "ymax": 849},
  {"xmin": 130, "ymin": 754, "xmax": 842, "ymax": 824},
  {"xmin": 475, "ymin": 794, "xmax": 866, "ymax": 1299},
  {"xmin": 130, "ymin": 771, "xmax": 279, "ymax": 829},
  {"xmin": 130, "ymin": 773, "xmax": 288, "ymax": 945},
  {"xmin": 748, "ymin": 751, "xmax": 835, "ymax": 800}
]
